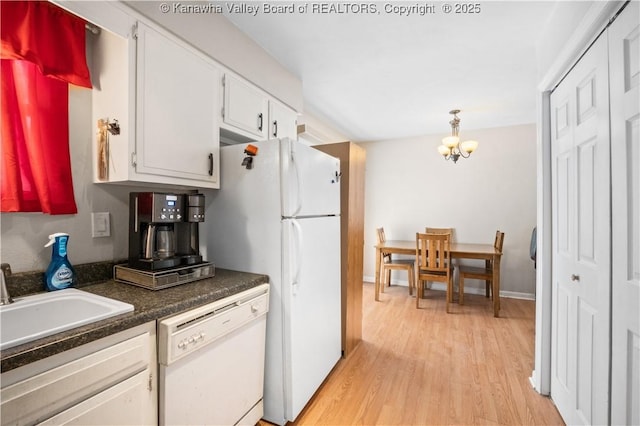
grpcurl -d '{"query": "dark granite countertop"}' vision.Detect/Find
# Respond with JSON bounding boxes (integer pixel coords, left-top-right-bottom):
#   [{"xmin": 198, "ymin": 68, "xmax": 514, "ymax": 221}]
[{"xmin": 1, "ymin": 268, "xmax": 268, "ymax": 373}]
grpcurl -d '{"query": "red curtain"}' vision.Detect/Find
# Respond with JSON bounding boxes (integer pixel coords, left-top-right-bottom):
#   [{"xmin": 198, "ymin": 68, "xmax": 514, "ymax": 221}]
[
  {"xmin": 1, "ymin": 60, "xmax": 77, "ymax": 213},
  {"xmin": 1, "ymin": 1, "xmax": 91, "ymax": 214},
  {"xmin": 1, "ymin": 1, "xmax": 91, "ymax": 88}
]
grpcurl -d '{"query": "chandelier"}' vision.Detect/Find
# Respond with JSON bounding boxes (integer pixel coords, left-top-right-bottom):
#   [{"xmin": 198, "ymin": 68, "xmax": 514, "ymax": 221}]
[{"xmin": 437, "ymin": 109, "xmax": 478, "ymax": 163}]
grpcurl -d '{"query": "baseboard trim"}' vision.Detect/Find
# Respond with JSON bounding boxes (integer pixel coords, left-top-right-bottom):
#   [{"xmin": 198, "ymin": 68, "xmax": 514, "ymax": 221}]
[{"xmin": 363, "ymin": 276, "xmax": 535, "ymax": 301}]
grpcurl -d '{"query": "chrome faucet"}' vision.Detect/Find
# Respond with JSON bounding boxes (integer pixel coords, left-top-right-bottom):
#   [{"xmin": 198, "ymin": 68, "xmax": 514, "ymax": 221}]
[{"xmin": 1, "ymin": 263, "xmax": 13, "ymax": 305}]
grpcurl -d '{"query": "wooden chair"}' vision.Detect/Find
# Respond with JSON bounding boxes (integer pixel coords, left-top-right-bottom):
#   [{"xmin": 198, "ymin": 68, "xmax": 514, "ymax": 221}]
[
  {"xmin": 416, "ymin": 232, "xmax": 454, "ymax": 312},
  {"xmin": 424, "ymin": 228, "xmax": 454, "ymax": 289},
  {"xmin": 458, "ymin": 230, "xmax": 505, "ymax": 305},
  {"xmin": 425, "ymin": 227, "xmax": 454, "ymax": 238},
  {"xmin": 376, "ymin": 227, "xmax": 415, "ymax": 295}
]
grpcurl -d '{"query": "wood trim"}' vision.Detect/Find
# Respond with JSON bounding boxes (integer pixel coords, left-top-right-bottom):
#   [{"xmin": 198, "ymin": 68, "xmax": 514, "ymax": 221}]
[{"xmin": 313, "ymin": 142, "xmax": 366, "ymax": 358}]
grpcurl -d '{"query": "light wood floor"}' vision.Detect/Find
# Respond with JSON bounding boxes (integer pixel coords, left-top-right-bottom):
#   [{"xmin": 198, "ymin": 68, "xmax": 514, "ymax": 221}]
[{"xmin": 264, "ymin": 282, "xmax": 565, "ymax": 426}]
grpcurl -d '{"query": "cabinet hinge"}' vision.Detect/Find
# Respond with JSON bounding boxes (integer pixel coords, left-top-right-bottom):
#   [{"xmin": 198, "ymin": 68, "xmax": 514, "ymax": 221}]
[
  {"xmin": 148, "ymin": 372, "xmax": 153, "ymax": 391},
  {"xmin": 221, "ymin": 106, "xmax": 225, "ymax": 119},
  {"xmin": 222, "ymin": 75, "xmax": 226, "ymax": 87},
  {"xmin": 131, "ymin": 152, "xmax": 137, "ymax": 168},
  {"xmin": 131, "ymin": 23, "xmax": 138, "ymax": 40}
]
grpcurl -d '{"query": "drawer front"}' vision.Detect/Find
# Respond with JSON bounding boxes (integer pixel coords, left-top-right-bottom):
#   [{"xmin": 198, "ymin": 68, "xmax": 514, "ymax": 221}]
[{"xmin": 1, "ymin": 332, "xmax": 150, "ymax": 425}]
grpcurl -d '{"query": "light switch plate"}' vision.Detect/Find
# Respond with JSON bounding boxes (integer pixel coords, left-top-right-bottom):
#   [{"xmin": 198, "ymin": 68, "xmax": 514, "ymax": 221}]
[{"xmin": 91, "ymin": 212, "xmax": 111, "ymax": 238}]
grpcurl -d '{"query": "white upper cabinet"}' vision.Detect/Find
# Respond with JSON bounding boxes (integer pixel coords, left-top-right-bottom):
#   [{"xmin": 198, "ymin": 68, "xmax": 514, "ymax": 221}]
[
  {"xmin": 269, "ymin": 100, "xmax": 298, "ymax": 140},
  {"xmin": 222, "ymin": 73, "xmax": 298, "ymax": 142},
  {"xmin": 79, "ymin": 3, "xmax": 221, "ymax": 189},
  {"xmin": 135, "ymin": 22, "xmax": 220, "ymax": 188},
  {"xmin": 60, "ymin": 0, "xmax": 299, "ymax": 188},
  {"xmin": 222, "ymin": 74, "xmax": 269, "ymax": 139}
]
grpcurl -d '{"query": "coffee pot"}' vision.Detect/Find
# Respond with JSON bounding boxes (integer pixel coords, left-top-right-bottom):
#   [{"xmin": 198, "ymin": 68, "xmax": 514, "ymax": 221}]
[{"xmin": 143, "ymin": 224, "xmax": 175, "ymax": 259}]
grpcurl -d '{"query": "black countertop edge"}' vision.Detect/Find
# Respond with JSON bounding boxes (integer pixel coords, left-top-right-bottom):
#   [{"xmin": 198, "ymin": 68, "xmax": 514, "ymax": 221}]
[{"xmin": 1, "ymin": 268, "xmax": 269, "ymax": 373}]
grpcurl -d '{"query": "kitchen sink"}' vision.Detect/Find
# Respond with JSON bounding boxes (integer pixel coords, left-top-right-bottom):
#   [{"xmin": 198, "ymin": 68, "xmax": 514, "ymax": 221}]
[{"xmin": 0, "ymin": 288, "xmax": 134, "ymax": 351}]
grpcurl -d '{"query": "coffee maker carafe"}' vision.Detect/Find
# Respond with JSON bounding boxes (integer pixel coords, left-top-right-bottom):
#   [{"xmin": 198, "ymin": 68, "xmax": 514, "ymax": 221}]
[{"xmin": 129, "ymin": 192, "xmax": 205, "ymax": 271}]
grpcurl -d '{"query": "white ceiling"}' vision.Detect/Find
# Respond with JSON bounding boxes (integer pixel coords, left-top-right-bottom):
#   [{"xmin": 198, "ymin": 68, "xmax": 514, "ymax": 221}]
[{"xmin": 224, "ymin": 1, "xmax": 560, "ymax": 142}]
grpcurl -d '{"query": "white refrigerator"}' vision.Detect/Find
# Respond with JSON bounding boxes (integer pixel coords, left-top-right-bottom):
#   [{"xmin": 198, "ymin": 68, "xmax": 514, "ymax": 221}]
[{"xmin": 204, "ymin": 138, "xmax": 342, "ymax": 425}]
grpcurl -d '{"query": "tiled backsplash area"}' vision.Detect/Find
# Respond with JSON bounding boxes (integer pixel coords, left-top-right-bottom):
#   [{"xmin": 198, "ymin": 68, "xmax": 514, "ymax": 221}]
[{"xmin": 5, "ymin": 260, "xmax": 126, "ymax": 298}]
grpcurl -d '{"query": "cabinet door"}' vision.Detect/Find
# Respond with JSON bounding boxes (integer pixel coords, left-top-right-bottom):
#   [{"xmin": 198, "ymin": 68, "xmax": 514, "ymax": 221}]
[
  {"xmin": 223, "ymin": 73, "xmax": 268, "ymax": 139},
  {"xmin": 1, "ymin": 325, "xmax": 155, "ymax": 425},
  {"xmin": 37, "ymin": 370, "xmax": 155, "ymax": 425},
  {"xmin": 269, "ymin": 101, "xmax": 298, "ymax": 140},
  {"xmin": 136, "ymin": 22, "xmax": 220, "ymax": 187}
]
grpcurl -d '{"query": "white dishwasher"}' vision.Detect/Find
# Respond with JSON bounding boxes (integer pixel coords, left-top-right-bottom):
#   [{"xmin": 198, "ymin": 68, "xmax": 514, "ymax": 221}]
[{"xmin": 158, "ymin": 284, "xmax": 269, "ymax": 426}]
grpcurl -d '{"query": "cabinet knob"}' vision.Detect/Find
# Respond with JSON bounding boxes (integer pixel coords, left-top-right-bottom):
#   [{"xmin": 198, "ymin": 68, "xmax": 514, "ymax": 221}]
[{"xmin": 571, "ymin": 274, "xmax": 580, "ymax": 282}]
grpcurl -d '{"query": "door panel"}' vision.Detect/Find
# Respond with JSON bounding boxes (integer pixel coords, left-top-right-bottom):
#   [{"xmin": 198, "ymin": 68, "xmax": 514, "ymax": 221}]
[
  {"xmin": 577, "ymin": 73, "xmax": 597, "ymax": 124},
  {"xmin": 610, "ymin": 2, "xmax": 640, "ymax": 424},
  {"xmin": 577, "ymin": 140, "xmax": 596, "ymax": 263},
  {"xmin": 282, "ymin": 216, "xmax": 341, "ymax": 421},
  {"xmin": 550, "ymin": 30, "xmax": 610, "ymax": 426},
  {"xmin": 555, "ymin": 286, "xmax": 570, "ymax": 389},
  {"xmin": 556, "ymin": 153, "xmax": 572, "ymax": 256},
  {"xmin": 576, "ymin": 299, "xmax": 595, "ymax": 424},
  {"xmin": 280, "ymin": 139, "xmax": 341, "ymax": 217}
]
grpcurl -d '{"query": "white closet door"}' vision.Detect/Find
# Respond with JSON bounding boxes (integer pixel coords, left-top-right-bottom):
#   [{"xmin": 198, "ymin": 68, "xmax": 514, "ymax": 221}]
[
  {"xmin": 610, "ymin": 2, "xmax": 640, "ymax": 425},
  {"xmin": 550, "ymin": 32, "xmax": 611, "ymax": 425}
]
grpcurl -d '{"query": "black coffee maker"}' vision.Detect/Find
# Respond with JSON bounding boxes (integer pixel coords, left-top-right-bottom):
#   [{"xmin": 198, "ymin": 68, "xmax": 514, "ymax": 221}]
[{"xmin": 128, "ymin": 192, "xmax": 205, "ymax": 271}]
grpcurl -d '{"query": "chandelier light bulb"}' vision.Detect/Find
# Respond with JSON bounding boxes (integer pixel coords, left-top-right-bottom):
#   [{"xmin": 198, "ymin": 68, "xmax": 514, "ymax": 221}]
[
  {"xmin": 442, "ymin": 136, "xmax": 459, "ymax": 148},
  {"xmin": 460, "ymin": 140, "xmax": 478, "ymax": 153},
  {"xmin": 438, "ymin": 144, "xmax": 451, "ymax": 156},
  {"xmin": 437, "ymin": 110, "xmax": 478, "ymax": 163}
]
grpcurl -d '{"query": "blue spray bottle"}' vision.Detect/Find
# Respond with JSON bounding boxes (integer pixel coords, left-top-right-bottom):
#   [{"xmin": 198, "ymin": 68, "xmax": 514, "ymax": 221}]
[{"xmin": 44, "ymin": 233, "xmax": 78, "ymax": 291}]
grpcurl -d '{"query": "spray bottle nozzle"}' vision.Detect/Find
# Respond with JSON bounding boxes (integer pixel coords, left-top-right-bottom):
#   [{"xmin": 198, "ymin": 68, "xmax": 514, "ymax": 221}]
[{"xmin": 44, "ymin": 232, "xmax": 69, "ymax": 248}]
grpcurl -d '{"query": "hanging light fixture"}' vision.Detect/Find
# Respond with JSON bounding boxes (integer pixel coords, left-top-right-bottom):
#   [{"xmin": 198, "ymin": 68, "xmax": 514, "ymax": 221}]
[{"xmin": 437, "ymin": 109, "xmax": 478, "ymax": 163}]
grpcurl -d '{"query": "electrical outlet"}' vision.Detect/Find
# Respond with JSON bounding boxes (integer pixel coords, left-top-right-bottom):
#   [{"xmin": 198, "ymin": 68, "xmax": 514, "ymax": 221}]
[{"xmin": 91, "ymin": 212, "xmax": 111, "ymax": 238}]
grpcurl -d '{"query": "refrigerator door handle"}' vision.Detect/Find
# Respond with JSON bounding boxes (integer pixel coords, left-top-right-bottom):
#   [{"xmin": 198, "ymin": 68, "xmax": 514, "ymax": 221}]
[
  {"xmin": 290, "ymin": 143, "xmax": 303, "ymax": 217},
  {"xmin": 291, "ymin": 219, "xmax": 303, "ymax": 294}
]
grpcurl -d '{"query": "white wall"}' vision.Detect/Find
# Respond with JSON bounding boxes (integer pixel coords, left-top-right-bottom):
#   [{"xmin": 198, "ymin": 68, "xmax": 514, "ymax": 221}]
[
  {"xmin": 361, "ymin": 123, "xmax": 537, "ymax": 298},
  {"xmin": 535, "ymin": 1, "xmax": 594, "ymax": 82}
]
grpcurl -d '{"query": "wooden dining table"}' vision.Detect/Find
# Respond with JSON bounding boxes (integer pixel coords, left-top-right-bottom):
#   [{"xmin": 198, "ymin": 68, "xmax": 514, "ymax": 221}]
[{"xmin": 374, "ymin": 240, "xmax": 503, "ymax": 317}]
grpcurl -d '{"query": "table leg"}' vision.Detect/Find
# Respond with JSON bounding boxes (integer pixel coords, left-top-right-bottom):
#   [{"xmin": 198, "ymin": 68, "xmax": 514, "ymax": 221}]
[
  {"xmin": 485, "ymin": 259, "xmax": 491, "ymax": 298},
  {"xmin": 493, "ymin": 254, "xmax": 501, "ymax": 317},
  {"xmin": 375, "ymin": 247, "xmax": 381, "ymax": 302}
]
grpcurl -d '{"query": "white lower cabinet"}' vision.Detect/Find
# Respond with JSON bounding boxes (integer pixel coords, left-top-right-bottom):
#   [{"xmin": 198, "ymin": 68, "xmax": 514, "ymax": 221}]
[{"xmin": 0, "ymin": 322, "xmax": 157, "ymax": 426}]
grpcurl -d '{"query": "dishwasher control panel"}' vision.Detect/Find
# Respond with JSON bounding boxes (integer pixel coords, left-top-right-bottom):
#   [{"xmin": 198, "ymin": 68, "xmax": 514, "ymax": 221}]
[{"xmin": 158, "ymin": 284, "xmax": 269, "ymax": 365}]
